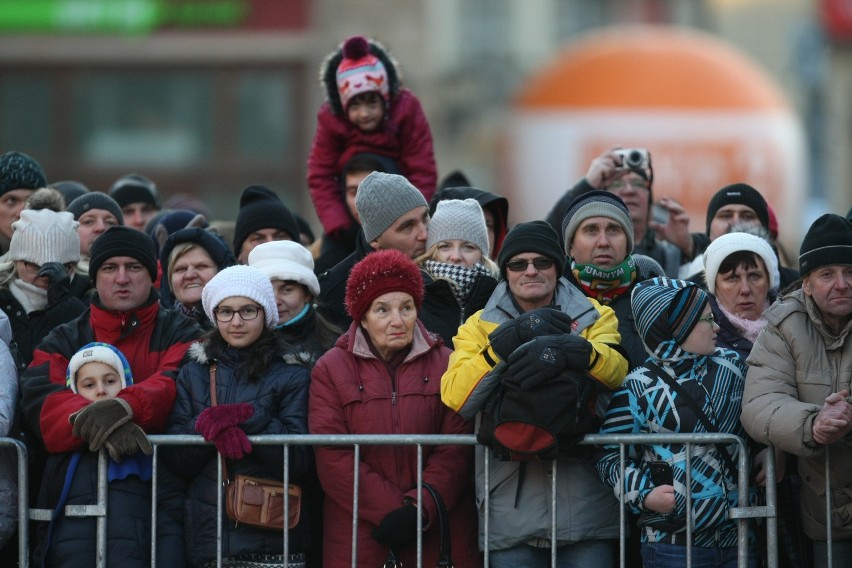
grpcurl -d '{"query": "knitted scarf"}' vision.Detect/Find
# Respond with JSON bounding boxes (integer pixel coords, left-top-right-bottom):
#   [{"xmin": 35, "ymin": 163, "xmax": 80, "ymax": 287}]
[
  {"xmin": 717, "ymin": 300, "xmax": 769, "ymax": 344},
  {"xmin": 10, "ymin": 279, "xmax": 48, "ymax": 314},
  {"xmin": 424, "ymin": 260, "xmax": 488, "ymax": 303},
  {"xmin": 571, "ymin": 255, "xmax": 637, "ymax": 305}
]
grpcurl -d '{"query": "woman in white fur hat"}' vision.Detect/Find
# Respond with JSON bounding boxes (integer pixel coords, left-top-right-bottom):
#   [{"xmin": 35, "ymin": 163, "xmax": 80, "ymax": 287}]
[
  {"xmin": 0, "ymin": 208, "xmax": 90, "ymax": 371},
  {"xmin": 248, "ymin": 240, "xmax": 341, "ymax": 367}
]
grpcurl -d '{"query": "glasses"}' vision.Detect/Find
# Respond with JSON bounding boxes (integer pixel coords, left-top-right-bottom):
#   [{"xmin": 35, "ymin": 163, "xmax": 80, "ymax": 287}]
[
  {"xmin": 213, "ymin": 305, "xmax": 262, "ymax": 323},
  {"xmin": 505, "ymin": 257, "xmax": 556, "ymax": 273},
  {"xmin": 19, "ymin": 261, "xmax": 76, "ymax": 275},
  {"xmin": 698, "ymin": 313, "xmax": 716, "ymax": 326}
]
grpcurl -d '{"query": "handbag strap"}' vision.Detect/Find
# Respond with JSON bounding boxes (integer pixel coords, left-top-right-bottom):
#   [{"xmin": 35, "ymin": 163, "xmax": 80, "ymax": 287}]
[
  {"xmin": 423, "ymin": 482, "xmax": 453, "ymax": 568},
  {"xmin": 644, "ymin": 361, "xmax": 738, "ymax": 478},
  {"xmin": 208, "ymin": 364, "xmax": 229, "ymax": 481}
]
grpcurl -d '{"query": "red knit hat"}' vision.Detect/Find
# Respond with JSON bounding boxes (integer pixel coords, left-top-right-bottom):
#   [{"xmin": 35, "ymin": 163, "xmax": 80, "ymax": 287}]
[{"xmin": 345, "ymin": 249, "xmax": 424, "ymax": 321}]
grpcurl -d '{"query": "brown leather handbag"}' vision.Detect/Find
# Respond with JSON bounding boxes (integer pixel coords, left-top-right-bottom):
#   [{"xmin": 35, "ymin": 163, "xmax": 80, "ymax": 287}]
[{"xmin": 209, "ymin": 365, "xmax": 302, "ymax": 531}]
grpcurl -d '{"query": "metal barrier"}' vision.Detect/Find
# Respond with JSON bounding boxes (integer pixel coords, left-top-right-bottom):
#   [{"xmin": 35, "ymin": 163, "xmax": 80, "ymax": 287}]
[{"xmin": 1, "ymin": 432, "xmax": 795, "ymax": 568}]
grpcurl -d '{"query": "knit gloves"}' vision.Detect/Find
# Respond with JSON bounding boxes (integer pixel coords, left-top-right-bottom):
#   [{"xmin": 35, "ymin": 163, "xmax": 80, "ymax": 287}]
[
  {"xmin": 70, "ymin": 398, "xmax": 133, "ymax": 451},
  {"xmin": 195, "ymin": 403, "xmax": 254, "ymax": 460},
  {"xmin": 103, "ymin": 422, "xmax": 153, "ymax": 462},
  {"xmin": 488, "ymin": 307, "xmax": 575, "ymax": 361}
]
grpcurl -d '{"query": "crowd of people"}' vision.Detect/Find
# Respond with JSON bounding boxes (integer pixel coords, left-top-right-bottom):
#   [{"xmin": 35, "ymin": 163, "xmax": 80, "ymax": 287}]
[{"xmin": 0, "ymin": 32, "xmax": 850, "ymax": 568}]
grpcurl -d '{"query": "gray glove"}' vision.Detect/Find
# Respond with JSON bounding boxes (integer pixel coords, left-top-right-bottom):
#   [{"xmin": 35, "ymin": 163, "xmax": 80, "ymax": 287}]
[
  {"xmin": 103, "ymin": 421, "xmax": 153, "ymax": 463},
  {"xmin": 69, "ymin": 398, "xmax": 133, "ymax": 452},
  {"xmin": 504, "ymin": 333, "xmax": 593, "ymax": 389},
  {"xmin": 488, "ymin": 308, "xmax": 576, "ymax": 361}
]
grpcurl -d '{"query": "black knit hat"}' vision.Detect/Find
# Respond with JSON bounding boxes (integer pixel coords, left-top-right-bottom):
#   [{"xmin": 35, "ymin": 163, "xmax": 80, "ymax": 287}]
[
  {"xmin": 109, "ymin": 173, "xmax": 160, "ymax": 209},
  {"xmin": 232, "ymin": 185, "xmax": 299, "ymax": 255},
  {"xmin": 496, "ymin": 220, "xmax": 565, "ymax": 279},
  {"xmin": 799, "ymin": 213, "xmax": 852, "ymax": 276},
  {"xmin": 49, "ymin": 180, "xmax": 89, "ymax": 204},
  {"xmin": 66, "ymin": 192, "xmax": 124, "ymax": 225},
  {"xmin": 705, "ymin": 183, "xmax": 769, "ymax": 235},
  {"xmin": 0, "ymin": 151, "xmax": 46, "ymax": 195},
  {"xmin": 89, "ymin": 226, "xmax": 158, "ymax": 282}
]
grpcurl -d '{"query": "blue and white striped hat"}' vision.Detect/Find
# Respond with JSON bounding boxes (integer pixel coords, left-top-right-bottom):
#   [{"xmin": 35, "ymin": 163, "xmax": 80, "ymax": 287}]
[
  {"xmin": 631, "ymin": 277, "xmax": 709, "ymax": 357},
  {"xmin": 67, "ymin": 342, "xmax": 133, "ymax": 393}
]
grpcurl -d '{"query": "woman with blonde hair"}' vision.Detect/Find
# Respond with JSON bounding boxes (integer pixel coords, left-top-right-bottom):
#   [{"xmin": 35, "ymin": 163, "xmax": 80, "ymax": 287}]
[{"xmin": 415, "ymin": 198, "xmax": 498, "ymax": 346}]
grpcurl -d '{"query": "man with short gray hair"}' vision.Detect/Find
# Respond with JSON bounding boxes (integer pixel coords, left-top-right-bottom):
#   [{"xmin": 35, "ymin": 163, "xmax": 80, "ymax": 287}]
[{"xmin": 317, "ymin": 171, "xmax": 429, "ymax": 327}]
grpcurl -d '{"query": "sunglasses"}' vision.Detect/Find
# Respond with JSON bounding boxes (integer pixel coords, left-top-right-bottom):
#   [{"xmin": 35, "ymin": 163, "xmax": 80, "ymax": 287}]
[{"xmin": 505, "ymin": 258, "xmax": 555, "ymax": 273}]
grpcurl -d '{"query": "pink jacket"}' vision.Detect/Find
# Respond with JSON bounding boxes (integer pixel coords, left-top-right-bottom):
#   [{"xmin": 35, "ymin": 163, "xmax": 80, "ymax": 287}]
[
  {"xmin": 307, "ymin": 88, "xmax": 437, "ymax": 236},
  {"xmin": 309, "ymin": 320, "xmax": 480, "ymax": 567}
]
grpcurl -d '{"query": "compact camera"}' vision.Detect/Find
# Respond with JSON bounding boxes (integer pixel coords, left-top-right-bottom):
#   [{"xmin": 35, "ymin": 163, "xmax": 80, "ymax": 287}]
[{"xmin": 614, "ymin": 148, "xmax": 650, "ymax": 171}]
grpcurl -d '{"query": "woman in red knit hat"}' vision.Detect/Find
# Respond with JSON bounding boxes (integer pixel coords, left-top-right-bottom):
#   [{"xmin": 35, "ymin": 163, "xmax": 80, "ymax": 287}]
[{"xmin": 309, "ymin": 249, "xmax": 480, "ymax": 567}]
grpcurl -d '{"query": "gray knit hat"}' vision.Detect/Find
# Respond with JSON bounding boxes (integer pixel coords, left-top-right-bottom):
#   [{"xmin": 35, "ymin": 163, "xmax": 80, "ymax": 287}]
[
  {"xmin": 66, "ymin": 192, "xmax": 124, "ymax": 225},
  {"xmin": 355, "ymin": 172, "xmax": 428, "ymax": 242},
  {"xmin": 202, "ymin": 265, "xmax": 278, "ymax": 329},
  {"xmin": 426, "ymin": 199, "xmax": 489, "ymax": 256},
  {"xmin": 9, "ymin": 209, "xmax": 80, "ymax": 266},
  {"xmin": 561, "ymin": 190, "xmax": 635, "ymax": 255}
]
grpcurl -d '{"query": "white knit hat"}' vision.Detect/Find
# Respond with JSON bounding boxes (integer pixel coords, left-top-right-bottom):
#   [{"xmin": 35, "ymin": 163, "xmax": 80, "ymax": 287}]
[
  {"xmin": 703, "ymin": 232, "xmax": 780, "ymax": 295},
  {"xmin": 426, "ymin": 199, "xmax": 490, "ymax": 257},
  {"xmin": 66, "ymin": 342, "xmax": 133, "ymax": 393},
  {"xmin": 247, "ymin": 240, "xmax": 320, "ymax": 298},
  {"xmin": 9, "ymin": 209, "xmax": 80, "ymax": 266},
  {"xmin": 201, "ymin": 265, "xmax": 278, "ymax": 329}
]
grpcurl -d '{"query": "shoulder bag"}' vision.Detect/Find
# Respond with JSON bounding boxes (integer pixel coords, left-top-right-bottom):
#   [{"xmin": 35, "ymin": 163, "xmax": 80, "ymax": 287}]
[{"xmin": 209, "ymin": 364, "xmax": 302, "ymax": 531}]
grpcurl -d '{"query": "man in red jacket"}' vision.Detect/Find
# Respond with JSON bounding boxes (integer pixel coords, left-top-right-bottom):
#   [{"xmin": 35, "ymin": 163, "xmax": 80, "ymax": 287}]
[{"xmin": 21, "ymin": 225, "xmax": 202, "ymax": 460}]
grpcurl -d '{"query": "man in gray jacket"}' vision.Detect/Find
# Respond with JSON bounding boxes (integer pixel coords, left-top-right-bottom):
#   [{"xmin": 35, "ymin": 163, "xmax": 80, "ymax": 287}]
[
  {"xmin": 441, "ymin": 221, "xmax": 628, "ymax": 566},
  {"xmin": 741, "ymin": 213, "xmax": 852, "ymax": 568}
]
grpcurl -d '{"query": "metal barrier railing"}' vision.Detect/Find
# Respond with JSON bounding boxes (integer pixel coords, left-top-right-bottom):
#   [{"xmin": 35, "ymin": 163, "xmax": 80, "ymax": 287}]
[{"xmin": 4, "ymin": 432, "xmax": 788, "ymax": 568}]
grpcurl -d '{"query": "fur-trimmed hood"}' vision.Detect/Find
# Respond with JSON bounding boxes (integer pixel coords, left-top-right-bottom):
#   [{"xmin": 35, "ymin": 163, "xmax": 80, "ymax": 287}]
[
  {"xmin": 187, "ymin": 338, "xmax": 312, "ymax": 368},
  {"xmin": 320, "ymin": 37, "xmax": 402, "ymax": 115}
]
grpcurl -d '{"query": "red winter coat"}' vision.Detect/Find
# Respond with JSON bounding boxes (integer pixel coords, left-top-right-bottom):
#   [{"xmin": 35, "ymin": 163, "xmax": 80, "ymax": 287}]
[
  {"xmin": 307, "ymin": 88, "xmax": 437, "ymax": 236},
  {"xmin": 309, "ymin": 320, "xmax": 480, "ymax": 567},
  {"xmin": 21, "ymin": 293, "xmax": 201, "ymax": 453}
]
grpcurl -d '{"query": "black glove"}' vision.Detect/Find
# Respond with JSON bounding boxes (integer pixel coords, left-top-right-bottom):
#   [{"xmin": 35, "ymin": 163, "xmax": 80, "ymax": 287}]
[
  {"xmin": 103, "ymin": 421, "xmax": 153, "ymax": 462},
  {"xmin": 371, "ymin": 503, "xmax": 420, "ymax": 549},
  {"xmin": 488, "ymin": 308, "xmax": 576, "ymax": 361},
  {"xmin": 38, "ymin": 262, "xmax": 72, "ymax": 305},
  {"xmin": 504, "ymin": 333, "xmax": 593, "ymax": 389},
  {"xmin": 69, "ymin": 398, "xmax": 133, "ymax": 452}
]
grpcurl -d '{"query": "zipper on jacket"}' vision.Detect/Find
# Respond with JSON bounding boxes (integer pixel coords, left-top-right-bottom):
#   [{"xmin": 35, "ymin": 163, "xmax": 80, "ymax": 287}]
[{"xmin": 392, "ymin": 390, "xmax": 397, "ymax": 405}]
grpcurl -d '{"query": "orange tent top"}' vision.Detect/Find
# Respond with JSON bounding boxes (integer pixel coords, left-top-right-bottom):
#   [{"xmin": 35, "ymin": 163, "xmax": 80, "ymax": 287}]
[{"xmin": 516, "ymin": 25, "xmax": 789, "ymax": 111}]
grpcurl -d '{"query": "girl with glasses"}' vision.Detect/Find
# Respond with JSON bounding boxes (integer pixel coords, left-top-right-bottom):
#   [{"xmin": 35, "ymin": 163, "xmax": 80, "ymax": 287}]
[{"xmin": 163, "ymin": 265, "xmax": 311, "ymax": 568}]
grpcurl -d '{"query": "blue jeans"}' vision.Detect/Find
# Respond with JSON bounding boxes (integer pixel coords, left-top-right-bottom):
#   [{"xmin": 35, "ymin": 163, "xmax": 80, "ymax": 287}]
[
  {"xmin": 489, "ymin": 540, "xmax": 616, "ymax": 568},
  {"xmin": 813, "ymin": 539, "xmax": 852, "ymax": 568},
  {"xmin": 641, "ymin": 542, "xmax": 759, "ymax": 568}
]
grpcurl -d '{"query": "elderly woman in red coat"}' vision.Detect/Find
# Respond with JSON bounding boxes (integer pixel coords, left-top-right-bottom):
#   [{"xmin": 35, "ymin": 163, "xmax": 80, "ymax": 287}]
[{"xmin": 309, "ymin": 249, "xmax": 480, "ymax": 567}]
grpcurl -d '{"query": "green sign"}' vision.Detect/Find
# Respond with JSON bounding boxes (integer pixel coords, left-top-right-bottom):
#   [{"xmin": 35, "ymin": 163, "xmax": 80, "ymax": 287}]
[{"xmin": 0, "ymin": 0, "xmax": 248, "ymax": 34}]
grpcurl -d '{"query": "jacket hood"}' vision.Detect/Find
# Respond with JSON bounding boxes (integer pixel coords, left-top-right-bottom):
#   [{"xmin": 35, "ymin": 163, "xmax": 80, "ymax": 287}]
[{"xmin": 320, "ymin": 37, "xmax": 402, "ymax": 115}]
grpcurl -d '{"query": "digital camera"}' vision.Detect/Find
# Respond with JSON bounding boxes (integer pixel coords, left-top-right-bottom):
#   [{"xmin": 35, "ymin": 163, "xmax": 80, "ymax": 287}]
[{"xmin": 614, "ymin": 148, "xmax": 650, "ymax": 171}]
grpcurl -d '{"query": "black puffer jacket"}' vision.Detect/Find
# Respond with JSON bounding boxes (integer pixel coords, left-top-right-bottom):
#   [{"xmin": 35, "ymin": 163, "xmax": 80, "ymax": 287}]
[
  {"xmin": 1, "ymin": 273, "xmax": 91, "ymax": 372},
  {"xmin": 163, "ymin": 339, "xmax": 312, "ymax": 564},
  {"xmin": 34, "ymin": 451, "xmax": 185, "ymax": 568},
  {"xmin": 418, "ymin": 269, "xmax": 498, "ymax": 347},
  {"xmin": 316, "ymin": 230, "xmax": 373, "ymax": 329}
]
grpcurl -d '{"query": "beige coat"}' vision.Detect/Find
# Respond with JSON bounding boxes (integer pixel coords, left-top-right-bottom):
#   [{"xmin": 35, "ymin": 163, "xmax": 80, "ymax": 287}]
[{"xmin": 741, "ymin": 288, "xmax": 852, "ymax": 540}]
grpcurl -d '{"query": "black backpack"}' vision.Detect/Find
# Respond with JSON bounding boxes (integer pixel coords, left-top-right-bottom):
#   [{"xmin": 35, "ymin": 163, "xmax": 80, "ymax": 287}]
[{"xmin": 477, "ymin": 366, "xmax": 600, "ymax": 461}]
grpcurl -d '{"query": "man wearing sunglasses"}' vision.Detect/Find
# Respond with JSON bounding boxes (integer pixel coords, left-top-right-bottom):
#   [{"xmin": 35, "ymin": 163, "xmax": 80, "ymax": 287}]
[
  {"xmin": 21, "ymin": 226, "xmax": 202, "ymax": 474},
  {"xmin": 441, "ymin": 220, "xmax": 628, "ymax": 566}
]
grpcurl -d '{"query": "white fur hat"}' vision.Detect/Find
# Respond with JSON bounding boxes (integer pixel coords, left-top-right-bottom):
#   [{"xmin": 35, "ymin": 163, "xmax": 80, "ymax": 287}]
[
  {"xmin": 247, "ymin": 240, "xmax": 320, "ymax": 298},
  {"xmin": 426, "ymin": 199, "xmax": 489, "ymax": 256},
  {"xmin": 9, "ymin": 209, "xmax": 80, "ymax": 266},
  {"xmin": 703, "ymin": 232, "xmax": 780, "ymax": 295},
  {"xmin": 201, "ymin": 265, "xmax": 278, "ymax": 329}
]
